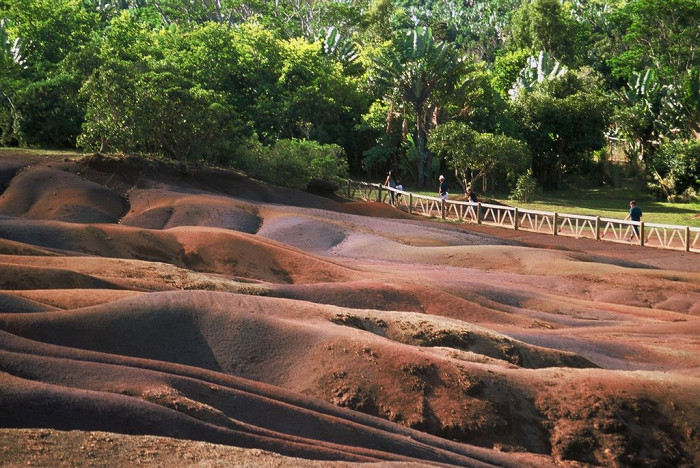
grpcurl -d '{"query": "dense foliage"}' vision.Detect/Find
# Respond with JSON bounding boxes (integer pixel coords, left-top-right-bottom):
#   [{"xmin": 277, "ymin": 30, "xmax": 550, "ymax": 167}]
[{"xmin": 1, "ymin": 0, "xmax": 698, "ymax": 198}]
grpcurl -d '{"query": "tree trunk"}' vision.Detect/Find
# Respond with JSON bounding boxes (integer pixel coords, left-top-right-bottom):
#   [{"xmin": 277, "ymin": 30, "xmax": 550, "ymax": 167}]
[{"xmin": 415, "ymin": 103, "xmax": 427, "ymax": 187}]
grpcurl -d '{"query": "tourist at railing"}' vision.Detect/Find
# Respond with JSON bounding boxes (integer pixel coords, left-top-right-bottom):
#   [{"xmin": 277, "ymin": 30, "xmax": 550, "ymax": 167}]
[
  {"xmin": 466, "ymin": 187, "xmax": 478, "ymax": 220},
  {"xmin": 624, "ymin": 200, "xmax": 642, "ymax": 241},
  {"xmin": 466, "ymin": 187, "xmax": 478, "ymax": 203},
  {"xmin": 438, "ymin": 175, "xmax": 448, "ymax": 200},
  {"xmin": 384, "ymin": 170, "xmax": 397, "ymax": 205},
  {"xmin": 345, "ymin": 179, "xmax": 697, "ymax": 253}
]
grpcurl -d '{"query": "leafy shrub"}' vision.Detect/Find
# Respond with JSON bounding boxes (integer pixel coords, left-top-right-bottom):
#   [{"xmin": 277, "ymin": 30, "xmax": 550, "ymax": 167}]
[
  {"xmin": 671, "ymin": 187, "xmax": 699, "ymax": 203},
  {"xmin": 361, "ymin": 135, "xmax": 394, "ymax": 177},
  {"xmin": 0, "ymin": 100, "xmax": 16, "ymax": 146},
  {"xmin": 239, "ymin": 137, "xmax": 347, "ymax": 190},
  {"xmin": 647, "ymin": 140, "xmax": 700, "ymax": 201},
  {"xmin": 510, "ymin": 169, "xmax": 538, "ymax": 202},
  {"xmin": 14, "ymin": 73, "xmax": 83, "ymax": 148}
]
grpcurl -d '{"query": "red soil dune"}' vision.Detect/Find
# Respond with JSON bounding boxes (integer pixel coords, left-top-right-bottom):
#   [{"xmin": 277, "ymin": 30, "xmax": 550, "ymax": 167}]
[{"xmin": 0, "ymin": 151, "xmax": 698, "ymax": 467}]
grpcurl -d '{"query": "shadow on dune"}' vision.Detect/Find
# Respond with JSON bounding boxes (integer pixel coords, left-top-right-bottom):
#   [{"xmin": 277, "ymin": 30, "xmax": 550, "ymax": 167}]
[
  {"xmin": 0, "ymin": 153, "xmax": 698, "ymax": 467},
  {"xmin": 0, "ymin": 328, "xmax": 546, "ymax": 467}
]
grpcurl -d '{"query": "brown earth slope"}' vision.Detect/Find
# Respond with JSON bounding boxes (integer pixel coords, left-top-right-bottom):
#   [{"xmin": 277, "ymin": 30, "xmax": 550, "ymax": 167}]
[{"xmin": 0, "ymin": 151, "xmax": 698, "ymax": 467}]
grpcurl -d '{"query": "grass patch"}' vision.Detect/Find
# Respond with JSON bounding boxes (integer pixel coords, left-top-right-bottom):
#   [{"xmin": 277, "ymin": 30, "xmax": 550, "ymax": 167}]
[
  {"xmin": 0, "ymin": 147, "xmax": 87, "ymax": 159},
  {"xmin": 404, "ymin": 186, "xmax": 700, "ymax": 228},
  {"xmin": 491, "ymin": 187, "xmax": 700, "ymax": 228}
]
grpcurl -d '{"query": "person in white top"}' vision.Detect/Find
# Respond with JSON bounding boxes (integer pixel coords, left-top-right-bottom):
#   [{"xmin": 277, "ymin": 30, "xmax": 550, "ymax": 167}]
[{"xmin": 438, "ymin": 175, "xmax": 448, "ymax": 200}]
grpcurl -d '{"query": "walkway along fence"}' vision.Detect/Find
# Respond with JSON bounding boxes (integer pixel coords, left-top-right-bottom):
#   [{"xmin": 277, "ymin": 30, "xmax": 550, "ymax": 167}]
[{"xmin": 343, "ymin": 180, "xmax": 700, "ymax": 254}]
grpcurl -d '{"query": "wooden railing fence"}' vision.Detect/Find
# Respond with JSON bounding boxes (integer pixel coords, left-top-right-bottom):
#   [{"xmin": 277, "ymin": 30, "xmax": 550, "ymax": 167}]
[{"xmin": 343, "ymin": 180, "xmax": 700, "ymax": 253}]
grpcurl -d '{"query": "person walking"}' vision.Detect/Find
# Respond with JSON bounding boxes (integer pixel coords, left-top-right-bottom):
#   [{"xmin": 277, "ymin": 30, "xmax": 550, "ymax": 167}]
[
  {"xmin": 624, "ymin": 200, "xmax": 642, "ymax": 241},
  {"xmin": 384, "ymin": 170, "xmax": 397, "ymax": 205},
  {"xmin": 466, "ymin": 187, "xmax": 478, "ymax": 220},
  {"xmin": 466, "ymin": 187, "xmax": 478, "ymax": 203},
  {"xmin": 395, "ymin": 178, "xmax": 403, "ymax": 204},
  {"xmin": 438, "ymin": 175, "xmax": 448, "ymax": 200}
]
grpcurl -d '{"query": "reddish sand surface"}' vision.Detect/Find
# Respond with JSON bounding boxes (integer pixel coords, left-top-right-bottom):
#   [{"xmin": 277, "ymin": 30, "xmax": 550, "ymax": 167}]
[{"xmin": 0, "ymin": 151, "xmax": 698, "ymax": 467}]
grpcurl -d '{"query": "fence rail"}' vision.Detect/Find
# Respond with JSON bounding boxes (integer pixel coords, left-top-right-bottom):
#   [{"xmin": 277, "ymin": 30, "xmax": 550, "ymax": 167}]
[{"xmin": 343, "ymin": 180, "xmax": 700, "ymax": 253}]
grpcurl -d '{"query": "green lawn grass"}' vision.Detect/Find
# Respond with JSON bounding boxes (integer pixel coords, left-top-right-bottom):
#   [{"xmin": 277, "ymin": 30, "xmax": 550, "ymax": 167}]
[
  {"xmin": 407, "ymin": 186, "xmax": 700, "ymax": 228},
  {"xmin": 0, "ymin": 147, "xmax": 86, "ymax": 158},
  {"xmin": 490, "ymin": 187, "xmax": 700, "ymax": 228}
]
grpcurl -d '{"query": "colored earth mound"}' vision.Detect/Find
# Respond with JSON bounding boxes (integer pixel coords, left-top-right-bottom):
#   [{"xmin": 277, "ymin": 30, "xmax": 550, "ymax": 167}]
[{"xmin": 1, "ymin": 151, "xmax": 698, "ymax": 467}]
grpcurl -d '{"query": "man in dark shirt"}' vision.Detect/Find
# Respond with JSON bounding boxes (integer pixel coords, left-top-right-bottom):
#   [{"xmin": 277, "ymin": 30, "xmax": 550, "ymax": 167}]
[
  {"xmin": 467, "ymin": 187, "xmax": 478, "ymax": 203},
  {"xmin": 466, "ymin": 187, "xmax": 478, "ymax": 221},
  {"xmin": 624, "ymin": 200, "xmax": 642, "ymax": 240}
]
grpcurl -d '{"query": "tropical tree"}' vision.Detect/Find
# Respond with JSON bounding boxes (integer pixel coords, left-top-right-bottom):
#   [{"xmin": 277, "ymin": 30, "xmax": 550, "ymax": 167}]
[
  {"xmin": 509, "ymin": 0, "xmax": 578, "ymax": 64},
  {"xmin": 1, "ymin": 0, "xmax": 97, "ymax": 147},
  {"xmin": 277, "ymin": 37, "xmax": 366, "ymax": 147},
  {"xmin": 358, "ymin": 99, "xmax": 404, "ymax": 178},
  {"xmin": 428, "ymin": 120, "xmax": 530, "ymax": 193},
  {"xmin": 447, "ymin": 65, "xmax": 519, "ymax": 137},
  {"xmin": 364, "ymin": 0, "xmax": 395, "ymax": 43},
  {"xmin": 322, "ymin": 26, "xmax": 359, "ymax": 68},
  {"xmin": 224, "ymin": 23, "xmax": 286, "ymax": 143},
  {"xmin": 381, "ymin": 0, "xmax": 521, "ymax": 62},
  {"xmin": 607, "ymin": 0, "xmax": 700, "ymax": 160},
  {"xmin": 0, "ymin": 19, "xmax": 19, "ymax": 145},
  {"xmin": 492, "ymin": 49, "xmax": 531, "ymax": 98},
  {"xmin": 116, "ymin": 0, "xmax": 259, "ymax": 29},
  {"xmin": 1, "ymin": 0, "xmax": 96, "ymax": 73},
  {"xmin": 567, "ymin": 0, "xmax": 623, "ymax": 86},
  {"xmin": 613, "ymin": 69, "xmax": 661, "ymax": 160},
  {"xmin": 609, "ymin": 0, "xmax": 700, "ymax": 87},
  {"xmin": 614, "ymin": 66, "xmax": 700, "ymax": 163},
  {"xmin": 647, "ymin": 139, "xmax": 700, "ymax": 201},
  {"xmin": 369, "ymin": 27, "xmax": 469, "ymax": 186},
  {"xmin": 445, "ymin": 0, "xmax": 521, "ymax": 62},
  {"xmin": 510, "ymin": 69, "xmax": 611, "ymax": 188},
  {"xmin": 12, "ymin": 73, "xmax": 83, "ymax": 147},
  {"xmin": 78, "ymin": 59, "xmax": 142, "ymax": 153},
  {"xmin": 508, "ymin": 50, "xmax": 568, "ymax": 97},
  {"xmin": 78, "ymin": 13, "xmax": 241, "ymax": 161}
]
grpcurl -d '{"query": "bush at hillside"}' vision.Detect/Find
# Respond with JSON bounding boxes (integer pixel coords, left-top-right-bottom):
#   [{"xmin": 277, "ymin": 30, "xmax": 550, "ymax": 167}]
[{"xmin": 238, "ymin": 137, "xmax": 347, "ymax": 190}]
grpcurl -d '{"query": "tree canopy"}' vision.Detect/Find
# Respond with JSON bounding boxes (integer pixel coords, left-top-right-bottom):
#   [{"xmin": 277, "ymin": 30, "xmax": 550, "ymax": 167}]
[{"xmin": 0, "ymin": 0, "xmax": 698, "ymax": 198}]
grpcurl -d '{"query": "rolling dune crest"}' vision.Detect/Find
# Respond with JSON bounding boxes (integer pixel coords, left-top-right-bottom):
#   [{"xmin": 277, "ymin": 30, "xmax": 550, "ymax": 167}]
[{"xmin": 0, "ymin": 153, "xmax": 698, "ymax": 467}]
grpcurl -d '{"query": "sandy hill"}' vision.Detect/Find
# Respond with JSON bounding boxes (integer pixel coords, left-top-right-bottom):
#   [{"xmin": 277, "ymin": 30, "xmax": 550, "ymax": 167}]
[{"xmin": 0, "ymin": 151, "xmax": 698, "ymax": 467}]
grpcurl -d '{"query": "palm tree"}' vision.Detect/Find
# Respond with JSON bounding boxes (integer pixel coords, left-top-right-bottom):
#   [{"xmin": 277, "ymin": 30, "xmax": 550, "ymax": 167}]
[{"xmin": 370, "ymin": 27, "xmax": 469, "ymax": 187}]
